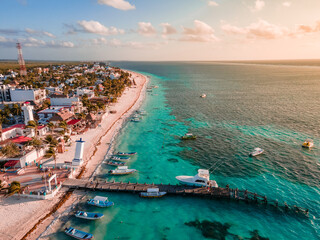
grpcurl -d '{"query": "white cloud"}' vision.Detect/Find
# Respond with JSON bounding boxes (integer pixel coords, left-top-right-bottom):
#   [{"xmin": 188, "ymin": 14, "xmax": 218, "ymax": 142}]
[
  {"xmin": 221, "ymin": 20, "xmax": 289, "ymax": 39},
  {"xmin": 47, "ymin": 40, "xmax": 74, "ymax": 48},
  {"xmin": 250, "ymin": 0, "xmax": 265, "ymax": 12},
  {"xmin": 208, "ymin": 1, "xmax": 219, "ymax": 7},
  {"xmin": 0, "ymin": 36, "xmax": 74, "ymax": 48},
  {"xmin": 137, "ymin": 22, "xmax": 156, "ymax": 36},
  {"xmin": 282, "ymin": 1, "xmax": 291, "ymax": 7},
  {"xmin": 97, "ymin": 0, "xmax": 135, "ymax": 11},
  {"xmin": 181, "ymin": 20, "xmax": 219, "ymax": 42},
  {"xmin": 78, "ymin": 20, "xmax": 124, "ymax": 35},
  {"xmin": 25, "ymin": 28, "xmax": 56, "ymax": 38},
  {"xmin": 160, "ymin": 23, "xmax": 177, "ymax": 37}
]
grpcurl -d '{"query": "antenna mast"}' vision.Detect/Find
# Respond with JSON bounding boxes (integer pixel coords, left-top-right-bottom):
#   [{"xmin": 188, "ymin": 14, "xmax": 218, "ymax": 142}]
[{"xmin": 16, "ymin": 42, "xmax": 27, "ymax": 76}]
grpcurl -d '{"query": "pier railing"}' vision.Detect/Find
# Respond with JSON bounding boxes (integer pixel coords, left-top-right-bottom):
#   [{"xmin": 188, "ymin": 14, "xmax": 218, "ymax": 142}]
[{"xmin": 62, "ymin": 179, "xmax": 309, "ymax": 217}]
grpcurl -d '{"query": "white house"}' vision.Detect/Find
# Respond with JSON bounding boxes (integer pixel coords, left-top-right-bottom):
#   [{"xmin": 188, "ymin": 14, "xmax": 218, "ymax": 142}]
[{"xmin": 10, "ymin": 87, "xmax": 46, "ymax": 104}]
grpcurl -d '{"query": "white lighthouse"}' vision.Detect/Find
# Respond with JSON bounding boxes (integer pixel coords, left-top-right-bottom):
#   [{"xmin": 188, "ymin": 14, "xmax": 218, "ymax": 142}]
[
  {"xmin": 21, "ymin": 102, "xmax": 34, "ymax": 125},
  {"xmin": 72, "ymin": 138, "xmax": 85, "ymax": 166}
]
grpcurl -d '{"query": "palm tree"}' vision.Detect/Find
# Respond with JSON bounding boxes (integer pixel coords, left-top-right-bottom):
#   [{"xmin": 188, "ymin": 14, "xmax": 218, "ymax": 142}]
[
  {"xmin": 1, "ymin": 142, "xmax": 20, "ymax": 158},
  {"xmin": 47, "ymin": 122, "xmax": 54, "ymax": 134},
  {"xmin": 44, "ymin": 135, "xmax": 58, "ymax": 147},
  {"xmin": 26, "ymin": 120, "xmax": 38, "ymax": 137},
  {"xmin": 29, "ymin": 137, "xmax": 43, "ymax": 150},
  {"xmin": 45, "ymin": 147, "xmax": 57, "ymax": 170},
  {"xmin": 11, "ymin": 104, "xmax": 21, "ymax": 116},
  {"xmin": 7, "ymin": 181, "xmax": 21, "ymax": 196}
]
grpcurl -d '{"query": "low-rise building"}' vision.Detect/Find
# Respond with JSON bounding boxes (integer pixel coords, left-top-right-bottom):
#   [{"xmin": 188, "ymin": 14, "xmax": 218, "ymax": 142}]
[{"xmin": 10, "ymin": 87, "xmax": 46, "ymax": 104}]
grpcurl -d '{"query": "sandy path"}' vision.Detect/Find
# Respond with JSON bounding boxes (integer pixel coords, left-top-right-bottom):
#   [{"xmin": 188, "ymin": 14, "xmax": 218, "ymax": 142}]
[{"xmin": 0, "ymin": 71, "xmax": 148, "ymax": 240}]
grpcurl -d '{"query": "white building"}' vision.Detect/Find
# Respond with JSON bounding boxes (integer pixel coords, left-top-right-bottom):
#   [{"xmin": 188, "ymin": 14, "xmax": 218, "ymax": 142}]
[
  {"xmin": 37, "ymin": 106, "xmax": 64, "ymax": 124},
  {"xmin": 21, "ymin": 103, "xmax": 34, "ymax": 125},
  {"xmin": 76, "ymin": 87, "xmax": 95, "ymax": 98},
  {"xmin": 50, "ymin": 96, "xmax": 83, "ymax": 113},
  {"xmin": 10, "ymin": 87, "xmax": 46, "ymax": 104}
]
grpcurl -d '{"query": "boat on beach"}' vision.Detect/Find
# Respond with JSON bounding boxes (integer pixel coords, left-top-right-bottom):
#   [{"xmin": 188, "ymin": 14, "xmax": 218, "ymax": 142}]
[
  {"xmin": 75, "ymin": 211, "xmax": 104, "ymax": 220},
  {"xmin": 176, "ymin": 169, "xmax": 218, "ymax": 188},
  {"xmin": 249, "ymin": 147, "xmax": 264, "ymax": 157},
  {"xmin": 108, "ymin": 166, "xmax": 137, "ymax": 175},
  {"xmin": 116, "ymin": 151, "xmax": 137, "ymax": 156},
  {"xmin": 111, "ymin": 155, "xmax": 130, "ymax": 161},
  {"xmin": 87, "ymin": 196, "xmax": 114, "ymax": 208},
  {"xmin": 106, "ymin": 160, "xmax": 126, "ymax": 166},
  {"xmin": 302, "ymin": 139, "xmax": 314, "ymax": 148},
  {"xmin": 140, "ymin": 188, "xmax": 167, "ymax": 198},
  {"xmin": 181, "ymin": 133, "xmax": 197, "ymax": 140},
  {"xmin": 64, "ymin": 227, "xmax": 93, "ymax": 239}
]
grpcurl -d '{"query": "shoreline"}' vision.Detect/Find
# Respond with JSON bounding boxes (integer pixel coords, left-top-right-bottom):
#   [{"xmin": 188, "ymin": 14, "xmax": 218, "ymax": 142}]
[{"xmin": 0, "ymin": 70, "xmax": 148, "ymax": 240}]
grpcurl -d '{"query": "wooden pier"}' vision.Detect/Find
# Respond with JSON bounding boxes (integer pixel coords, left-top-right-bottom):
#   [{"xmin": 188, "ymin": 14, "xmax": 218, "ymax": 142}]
[{"xmin": 62, "ymin": 179, "xmax": 309, "ymax": 217}]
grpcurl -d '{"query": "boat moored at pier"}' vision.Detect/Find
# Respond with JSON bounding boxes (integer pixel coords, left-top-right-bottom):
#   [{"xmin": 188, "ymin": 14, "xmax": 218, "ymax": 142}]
[{"xmin": 176, "ymin": 169, "xmax": 218, "ymax": 188}]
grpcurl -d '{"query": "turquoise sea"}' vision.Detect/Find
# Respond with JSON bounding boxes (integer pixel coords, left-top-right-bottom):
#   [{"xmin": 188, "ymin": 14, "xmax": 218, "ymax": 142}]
[{"xmin": 51, "ymin": 61, "xmax": 320, "ymax": 240}]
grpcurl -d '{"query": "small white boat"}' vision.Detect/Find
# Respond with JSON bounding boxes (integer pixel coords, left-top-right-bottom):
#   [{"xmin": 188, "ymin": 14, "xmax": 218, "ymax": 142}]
[
  {"xmin": 200, "ymin": 93, "xmax": 206, "ymax": 98},
  {"xmin": 108, "ymin": 166, "xmax": 137, "ymax": 175},
  {"xmin": 64, "ymin": 227, "xmax": 93, "ymax": 239},
  {"xmin": 249, "ymin": 148, "xmax": 264, "ymax": 157},
  {"xmin": 87, "ymin": 196, "xmax": 114, "ymax": 208},
  {"xmin": 111, "ymin": 155, "xmax": 130, "ymax": 160},
  {"xmin": 116, "ymin": 151, "xmax": 137, "ymax": 156},
  {"xmin": 75, "ymin": 211, "xmax": 104, "ymax": 220},
  {"xmin": 302, "ymin": 139, "xmax": 314, "ymax": 149},
  {"xmin": 176, "ymin": 169, "xmax": 218, "ymax": 188},
  {"xmin": 131, "ymin": 117, "xmax": 141, "ymax": 122},
  {"xmin": 140, "ymin": 188, "xmax": 166, "ymax": 198}
]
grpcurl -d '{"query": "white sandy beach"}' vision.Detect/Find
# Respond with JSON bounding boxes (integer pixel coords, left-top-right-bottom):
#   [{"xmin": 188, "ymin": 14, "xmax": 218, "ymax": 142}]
[{"xmin": 0, "ymin": 71, "xmax": 148, "ymax": 240}]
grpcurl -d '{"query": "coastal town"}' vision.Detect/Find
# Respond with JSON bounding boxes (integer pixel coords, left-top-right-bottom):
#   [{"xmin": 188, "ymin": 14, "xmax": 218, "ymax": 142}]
[{"xmin": 0, "ymin": 59, "xmax": 147, "ymax": 239}]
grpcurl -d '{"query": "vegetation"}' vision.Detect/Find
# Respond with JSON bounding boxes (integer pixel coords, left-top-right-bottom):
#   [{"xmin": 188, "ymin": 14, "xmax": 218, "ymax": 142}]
[
  {"xmin": 0, "ymin": 104, "xmax": 22, "ymax": 125},
  {"xmin": 26, "ymin": 120, "xmax": 38, "ymax": 136},
  {"xmin": 8, "ymin": 181, "xmax": 21, "ymax": 196},
  {"xmin": 44, "ymin": 135, "xmax": 58, "ymax": 147},
  {"xmin": 0, "ymin": 142, "xmax": 20, "ymax": 158},
  {"xmin": 29, "ymin": 137, "xmax": 43, "ymax": 150}
]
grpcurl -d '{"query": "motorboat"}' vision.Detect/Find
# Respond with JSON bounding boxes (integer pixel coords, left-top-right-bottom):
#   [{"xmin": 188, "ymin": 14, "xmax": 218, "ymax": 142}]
[
  {"xmin": 111, "ymin": 155, "xmax": 130, "ymax": 160},
  {"xmin": 200, "ymin": 93, "xmax": 206, "ymax": 98},
  {"xmin": 176, "ymin": 169, "xmax": 218, "ymax": 188},
  {"xmin": 181, "ymin": 133, "xmax": 197, "ymax": 140},
  {"xmin": 249, "ymin": 148, "xmax": 264, "ymax": 157},
  {"xmin": 108, "ymin": 166, "xmax": 137, "ymax": 175},
  {"xmin": 106, "ymin": 160, "xmax": 126, "ymax": 166},
  {"xmin": 116, "ymin": 152, "xmax": 137, "ymax": 156},
  {"xmin": 64, "ymin": 227, "xmax": 93, "ymax": 239},
  {"xmin": 136, "ymin": 110, "xmax": 147, "ymax": 115},
  {"xmin": 140, "ymin": 188, "xmax": 166, "ymax": 198},
  {"xmin": 131, "ymin": 117, "xmax": 141, "ymax": 122},
  {"xmin": 302, "ymin": 139, "xmax": 314, "ymax": 148},
  {"xmin": 75, "ymin": 211, "xmax": 104, "ymax": 220},
  {"xmin": 87, "ymin": 196, "xmax": 114, "ymax": 208}
]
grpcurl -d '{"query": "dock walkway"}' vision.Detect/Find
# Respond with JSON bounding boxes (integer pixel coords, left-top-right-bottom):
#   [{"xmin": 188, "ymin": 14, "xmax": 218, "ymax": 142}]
[{"xmin": 63, "ymin": 179, "xmax": 309, "ymax": 217}]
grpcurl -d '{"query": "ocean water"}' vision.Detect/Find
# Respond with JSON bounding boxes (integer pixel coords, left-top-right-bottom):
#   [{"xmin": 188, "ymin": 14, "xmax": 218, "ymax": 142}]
[{"xmin": 51, "ymin": 61, "xmax": 320, "ymax": 240}]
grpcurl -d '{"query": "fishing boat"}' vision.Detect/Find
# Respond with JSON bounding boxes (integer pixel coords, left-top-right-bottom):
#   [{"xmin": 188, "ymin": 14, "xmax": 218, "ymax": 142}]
[
  {"xmin": 131, "ymin": 117, "xmax": 141, "ymax": 122},
  {"xmin": 75, "ymin": 211, "xmax": 104, "ymax": 220},
  {"xmin": 116, "ymin": 151, "xmax": 137, "ymax": 156},
  {"xmin": 64, "ymin": 227, "xmax": 93, "ymax": 239},
  {"xmin": 302, "ymin": 139, "xmax": 314, "ymax": 148},
  {"xmin": 200, "ymin": 93, "xmax": 206, "ymax": 98},
  {"xmin": 108, "ymin": 166, "xmax": 137, "ymax": 175},
  {"xmin": 181, "ymin": 133, "xmax": 197, "ymax": 140},
  {"xmin": 140, "ymin": 188, "xmax": 167, "ymax": 198},
  {"xmin": 87, "ymin": 196, "xmax": 114, "ymax": 208},
  {"xmin": 136, "ymin": 110, "xmax": 147, "ymax": 115},
  {"xmin": 111, "ymin": 155, "xmax": 130, "ymax": 161},
  {"xmin": 176, "ymin": 169, "xmax": 218, "ymax": 188},
  {"xmin": 106, "ymin": 160, "xmax": 126, "ymax": 166},
  {"xmin": 249, "ymin": 148, "xmax": 264, "ymax": 157}
]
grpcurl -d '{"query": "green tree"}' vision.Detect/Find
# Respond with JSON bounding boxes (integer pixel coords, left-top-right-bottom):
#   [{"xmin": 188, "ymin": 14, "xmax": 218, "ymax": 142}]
[
  {"xmin": 45, "ymin": 147, "xmax": 57, "ymax": 170},
  {"xmin": 44, "ymin": 135, "xmax": 58, "ymax": 147},
  {"xmin": 11, "ymin": 104, "xmax": 21, "ymax": 116},
  {"xmin": 47, "ymin": 122, "xmax": 54, "ymax": 134},
  {"xmin": 29, "ymin": 137, "xmax": 43, "ymax": 150},
  {"xmin": 26, "ymin": 120, "xmax": 38, "ymax": 137},
  {"xmin": 8, "ymin": 181, "xmax": 21, "ymax": 196},
  {"xmin": 1, "ymin": 142, "xmax": 20, "ymax": 158}
]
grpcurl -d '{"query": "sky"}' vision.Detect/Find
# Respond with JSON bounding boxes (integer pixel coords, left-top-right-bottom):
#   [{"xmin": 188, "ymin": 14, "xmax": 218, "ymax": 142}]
[{"xmin": 1, "ymin": 0, "xmax": 320, "ymax": 61}]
